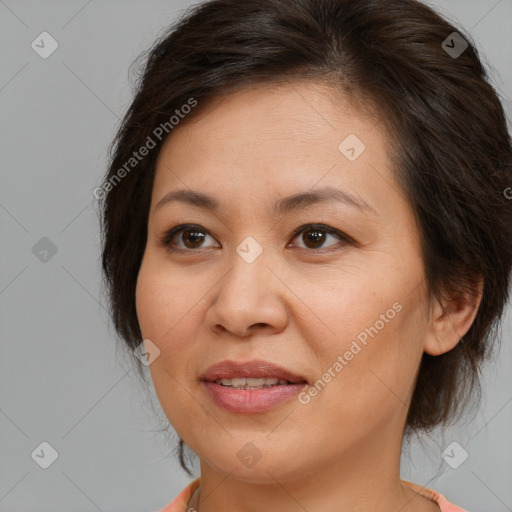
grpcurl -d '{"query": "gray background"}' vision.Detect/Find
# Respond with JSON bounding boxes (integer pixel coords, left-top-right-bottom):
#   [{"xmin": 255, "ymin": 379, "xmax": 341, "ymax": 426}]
[{"xmin": 0, "ymin": 1, "xmax": 511, "ymax": 511}]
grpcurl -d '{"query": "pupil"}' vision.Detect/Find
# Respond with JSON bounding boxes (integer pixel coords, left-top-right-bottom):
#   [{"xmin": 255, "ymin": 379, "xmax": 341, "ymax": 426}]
[
  {"xmin": 304, "ymin": 229, "xmax": 325, "ymax": 248},
  {"xmin": 184, "ymin": 229, "xmax": 204, "ymax": 248}
]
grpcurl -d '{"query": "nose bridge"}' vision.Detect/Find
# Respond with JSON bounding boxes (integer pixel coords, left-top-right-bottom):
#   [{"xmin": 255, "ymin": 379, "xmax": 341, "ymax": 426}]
[
  {"xmin": 235, "ymin": 234, "xmax": 266, "ymax": 266},
  {"xmin": 207, "ymin": 233, "xmax": 287, "ymax": 336},
  {"xmin": 224, "ymin": 234, "xmax": 270, "ymax": 297}
]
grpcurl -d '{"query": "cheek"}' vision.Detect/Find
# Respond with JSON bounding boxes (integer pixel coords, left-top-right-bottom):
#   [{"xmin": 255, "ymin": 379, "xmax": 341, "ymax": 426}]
[
  {"xmin": 135, "ymin": 256, "xmax": 203, "ymax": 406},
  {"xmin": 135, "ymin": 255, "xmax": 197, "ymax": 341},
  {"xmin": 135, "ymin": 255, "xmax": 161, "ymax": 337},
  {"xmin": 304, "ymin": 274, "xmax": 425, "ymax": 412},
  {"xmin": 320, "ymin": 300, "xmax": 425, "ymax": 425}
]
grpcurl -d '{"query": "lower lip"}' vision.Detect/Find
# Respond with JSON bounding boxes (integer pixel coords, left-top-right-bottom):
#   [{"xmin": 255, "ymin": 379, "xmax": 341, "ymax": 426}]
[{"xmin": 202, "ymin": 381, "xmax": 308, "ymax": 413}]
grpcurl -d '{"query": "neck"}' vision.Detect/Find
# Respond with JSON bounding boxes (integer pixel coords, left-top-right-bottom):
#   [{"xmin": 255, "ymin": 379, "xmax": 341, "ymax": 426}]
[{"xmin": 187, "ymin": 428, "xmax": 439, "ymax": 512}]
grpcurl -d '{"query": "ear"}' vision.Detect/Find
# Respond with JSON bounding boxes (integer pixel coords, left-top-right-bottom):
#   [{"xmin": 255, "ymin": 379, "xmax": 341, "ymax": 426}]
[{"xmin": 423, "ymin": 275, "xmax": 484, "ymax": 356}]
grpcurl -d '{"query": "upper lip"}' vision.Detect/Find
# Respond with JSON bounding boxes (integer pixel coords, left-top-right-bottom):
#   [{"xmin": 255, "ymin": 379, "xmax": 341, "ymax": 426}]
[{"xmin": 200, "ymin": 360, "xmax": 308, "ymax": 384}]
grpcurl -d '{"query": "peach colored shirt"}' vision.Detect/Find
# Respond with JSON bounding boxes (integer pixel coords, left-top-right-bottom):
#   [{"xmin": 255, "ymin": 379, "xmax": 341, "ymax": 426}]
[{"xmin": 154, "ymin": 477, "xmax": 469, "ymax": 512}]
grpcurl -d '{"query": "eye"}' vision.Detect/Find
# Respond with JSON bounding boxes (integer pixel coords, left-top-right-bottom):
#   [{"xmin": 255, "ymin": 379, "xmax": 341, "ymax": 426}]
[
  {"xmin": 287, "ymin": 223, "xmax": 352, "ymax": 251},
  {"xmin": 158, "ymin": 223, "xmax": 352, "ymax": 252},
  {"xmin": 158, "ymin": 224, "xmax": 219, "ymax": 251}
]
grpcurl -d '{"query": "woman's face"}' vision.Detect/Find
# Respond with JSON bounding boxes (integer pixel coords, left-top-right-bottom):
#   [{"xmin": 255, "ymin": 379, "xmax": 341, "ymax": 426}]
[{"xmin": 136, "ymin": 81, "xmax": 432, "ymax": 483}]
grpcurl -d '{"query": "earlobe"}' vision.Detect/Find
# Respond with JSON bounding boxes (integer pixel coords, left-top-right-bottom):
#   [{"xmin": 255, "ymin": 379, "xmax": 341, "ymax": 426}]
[{"xmin": 423, "ymin": 276, "xmax": 483, "ymax": 356}]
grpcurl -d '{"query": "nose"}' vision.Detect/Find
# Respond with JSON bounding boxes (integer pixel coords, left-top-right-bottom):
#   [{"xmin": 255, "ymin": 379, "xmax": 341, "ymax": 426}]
[{"xmin": 204, "ymin": 246, "xmax": 288, "ymax": 338}]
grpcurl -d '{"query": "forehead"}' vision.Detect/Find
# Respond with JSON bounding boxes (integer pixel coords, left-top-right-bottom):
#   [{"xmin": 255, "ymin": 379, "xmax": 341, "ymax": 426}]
[
  {"xmin": 151, "ymin": 81, "xmax": 397, "ymax": 217},
  {"xmin": 158, "ymin": 81, "xmax": 375, "ymax": 158}
]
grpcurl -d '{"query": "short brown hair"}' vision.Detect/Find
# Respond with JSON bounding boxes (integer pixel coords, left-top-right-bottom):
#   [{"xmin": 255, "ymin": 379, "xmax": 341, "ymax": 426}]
[{"xmin": 98, "ymin": 0, "xmax": 512, "ymax": 474}]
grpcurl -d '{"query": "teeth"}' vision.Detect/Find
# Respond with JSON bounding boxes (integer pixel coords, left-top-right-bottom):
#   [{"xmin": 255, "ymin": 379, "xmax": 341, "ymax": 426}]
[{"xmin": 215, "ymin": 377, "xmax": 290, "ymax": 389}]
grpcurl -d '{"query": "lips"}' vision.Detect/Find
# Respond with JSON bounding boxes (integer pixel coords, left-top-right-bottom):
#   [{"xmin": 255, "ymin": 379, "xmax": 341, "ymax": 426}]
[{"xmin": 199, "ymin": 359, "xmax": 308, "ymax": 384}]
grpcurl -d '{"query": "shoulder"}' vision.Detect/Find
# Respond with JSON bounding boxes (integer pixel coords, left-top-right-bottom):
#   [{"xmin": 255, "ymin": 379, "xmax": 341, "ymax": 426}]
[
  {"xmin": 155, "ymin": 478, "xmax": 470, "ymax": 512},
  {"xmin": 153, "ymin": 478, "xmax": 201, "ymax": 512},
  {"xmin": 401, "ymin": 479, "xmax": 471, "ymax": 512}
]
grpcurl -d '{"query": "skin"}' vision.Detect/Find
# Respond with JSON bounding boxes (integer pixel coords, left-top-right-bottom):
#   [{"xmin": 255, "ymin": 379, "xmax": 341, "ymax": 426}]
[{"xmin": 135, "ymin": 81, "xmax": 482, "ymax": 512}]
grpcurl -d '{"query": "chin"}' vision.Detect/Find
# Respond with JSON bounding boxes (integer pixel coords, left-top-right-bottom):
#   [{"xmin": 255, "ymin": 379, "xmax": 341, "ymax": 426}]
[{"xmin": 199, "ymin": 443, "xmax": 311, "ymax": 484}]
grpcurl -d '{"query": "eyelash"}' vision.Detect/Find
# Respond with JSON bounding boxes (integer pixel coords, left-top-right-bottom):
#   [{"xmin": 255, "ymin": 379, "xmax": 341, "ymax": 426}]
[{"xmin": 157, "ymin": 223, "xmax": 354, "ymax": 253}]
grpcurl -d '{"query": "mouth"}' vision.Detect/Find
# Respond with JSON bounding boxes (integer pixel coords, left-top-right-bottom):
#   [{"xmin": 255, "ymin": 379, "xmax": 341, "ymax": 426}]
[
  {"xmin": 199, "ymin": 359, "xmax": 308, "ymax": 413},
  {"xmin": 211, "ymin": 377, "xmax": 304, "ymax": 390},
  {"xmin": 201, "ymin": 380, "xmax": 308, "ymax": 413},
  {"xmin": 199, "ymin": 359, "xmax": 308, "ymax": 385}
]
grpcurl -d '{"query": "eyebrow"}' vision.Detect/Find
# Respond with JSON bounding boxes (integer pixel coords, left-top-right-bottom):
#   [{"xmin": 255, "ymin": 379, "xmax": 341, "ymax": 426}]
[{"xmin": 155, "ymin": 186, "xmax": 376, "ymax": 216}]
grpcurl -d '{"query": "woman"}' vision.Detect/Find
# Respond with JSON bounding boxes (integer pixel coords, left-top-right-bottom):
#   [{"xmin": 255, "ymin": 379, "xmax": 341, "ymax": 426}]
[{"xmin": 98, "ymin": 0, "xmax": 512, "ymax": 510}]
